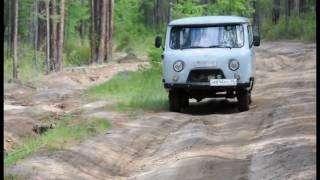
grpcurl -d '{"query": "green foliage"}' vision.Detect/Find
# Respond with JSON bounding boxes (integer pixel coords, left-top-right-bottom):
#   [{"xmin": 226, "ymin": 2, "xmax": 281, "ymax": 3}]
[
  {"xmin": 207, "ymin": 0, "xmax": 255, "ymax": 17},
  {"xmin": 114, "ymin": 0, "xmax": 153, "ymax": 54},
  {"xmin": 173, "ymin": 0, "xmax": 255, "ymax": 18},
  {"xmin": 4, "ymin": 46, "xmax": 46, "ymax": 82},
  {"xmin": 85, "ymin": 65, "xmax": 167, "ymax": 111},
  {"xmin": 66, "ymin": 0, "xmax": 90, "ymax": 35},
  {"xmin": 18, "ymin": 0, "xmax": 34, "ymax": 39},
  {"xmin": 4, "ymin": 114, "xmax": 111, "ymax": 166},
  {"xmin": 261, "ymin": 13, "xmax": 316, "ymax": 42},
  {"xmin": 173, "ymin": 0, "xmax": 205, "ymax": 18},
  {"xmin": 148, "ymin": 46, "xmax": 162, "ymax": 69},
  {"xmin": 4, "ymin": 175, "xmax": 18, "ymax": 180},
  {"xmin": 64, "ymin": 36, "xmax": 91, "ymax": 67}
]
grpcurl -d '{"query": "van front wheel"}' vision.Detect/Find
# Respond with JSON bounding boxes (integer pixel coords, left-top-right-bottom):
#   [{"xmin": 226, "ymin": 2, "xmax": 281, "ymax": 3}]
[
  {"xmin": 169, "ymin": 90, "xmax": 181, "ymax": 112},
  {"xmin": 237, "ymin": 90, "xmax": 250, "ymax": 112}
]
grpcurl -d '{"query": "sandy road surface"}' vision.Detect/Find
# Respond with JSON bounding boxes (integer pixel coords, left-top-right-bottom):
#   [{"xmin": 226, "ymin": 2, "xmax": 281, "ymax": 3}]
[{"xmin": 4, "ymin": 42, "xmax": 316, "ymax": 180}]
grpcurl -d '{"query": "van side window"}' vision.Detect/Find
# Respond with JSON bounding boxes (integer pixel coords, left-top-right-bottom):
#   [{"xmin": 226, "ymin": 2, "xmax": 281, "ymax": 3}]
[{"xmin": 248, "ymin": 25, "xmax": 253, "ymax": 48}]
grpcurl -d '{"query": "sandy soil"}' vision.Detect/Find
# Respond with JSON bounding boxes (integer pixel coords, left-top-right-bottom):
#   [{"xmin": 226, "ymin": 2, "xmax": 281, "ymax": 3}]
[{"xmin": 4, "ymin": 41, "xmax": 316, "ymax": 180}]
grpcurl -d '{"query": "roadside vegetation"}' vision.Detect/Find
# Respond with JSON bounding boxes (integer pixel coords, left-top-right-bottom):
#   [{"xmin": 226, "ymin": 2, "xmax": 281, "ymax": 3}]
[
  {"xmin": 4, "ymin": 0, "xmax": 315, "ymax": 82},
  {"xmin": 83, "ymin": 0, "xmax": 315, "ymax": 112},
  {"xmin": 4, "ymin": 114, "xmax": 111, "ymax": 166},
  {"xmin": 85, "ymin": 48, "xmax": 168, "ymax": 111}
]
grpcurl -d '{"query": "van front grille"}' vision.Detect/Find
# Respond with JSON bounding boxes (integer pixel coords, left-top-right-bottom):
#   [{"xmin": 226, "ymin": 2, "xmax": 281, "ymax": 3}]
[{"xmin": 187, "ymin": 69, "xmax": 225, "ymax": 83}]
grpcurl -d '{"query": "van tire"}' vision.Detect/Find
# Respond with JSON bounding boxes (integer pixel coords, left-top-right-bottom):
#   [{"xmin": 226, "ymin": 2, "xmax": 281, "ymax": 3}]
[
  {"xmin": 180, "ymin": 93, "xmax": 189, "ymax": 108},
  {"xmin": 169, "ymin": 90, "xmax": 181, "ymax": 112},
  {"xmin": 237, "ymin": 90, "xmax": 250, "ymax": 112}
]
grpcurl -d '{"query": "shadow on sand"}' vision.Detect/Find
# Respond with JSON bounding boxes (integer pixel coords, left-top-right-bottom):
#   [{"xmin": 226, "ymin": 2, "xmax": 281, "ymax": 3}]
[{"xmin": 181, "ymin": 98, "xmax": 240, "ymax": 115}]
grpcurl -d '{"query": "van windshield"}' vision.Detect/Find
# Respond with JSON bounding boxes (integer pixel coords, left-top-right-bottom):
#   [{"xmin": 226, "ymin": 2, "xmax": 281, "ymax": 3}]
[{"xmin": 170, "ymin": 24, "xmax": 244, "ymax": 49}]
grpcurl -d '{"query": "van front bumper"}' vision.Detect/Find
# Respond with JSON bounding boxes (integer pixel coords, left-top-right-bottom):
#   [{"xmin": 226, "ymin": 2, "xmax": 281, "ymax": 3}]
[
  {"xmin": 164, "ymin": 82, "xmax": 252, "ymax": 91},
  {"xmin": 163, "ymin": 78, "xmax": 254, "ymax": 91}
]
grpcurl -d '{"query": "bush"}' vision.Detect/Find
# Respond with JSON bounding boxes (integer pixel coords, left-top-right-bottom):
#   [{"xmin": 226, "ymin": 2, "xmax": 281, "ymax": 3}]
[
  {"xmin": 85, "ymin": 65, "xmax": 167, "ymax": 111},
  {"xmin": 4, "ymin": 45, "xmax": 46, "ymax": 82},
  {"xmin": 261, "ymin": 13, "xmax": 316, "ymax": 42},
  {"xmin": 64, "ymin": 36, "xmax": 91, "ymax": 67}
]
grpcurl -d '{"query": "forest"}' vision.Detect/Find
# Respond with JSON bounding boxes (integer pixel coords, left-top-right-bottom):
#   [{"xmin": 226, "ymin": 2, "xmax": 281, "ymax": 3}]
[
  {"xmin": 3, "ymin": 1, "xmax": 317, "ymax": 177},
  {"xmin": 3, "ymin": 0, "xmax": 316, "ymax": 81}
]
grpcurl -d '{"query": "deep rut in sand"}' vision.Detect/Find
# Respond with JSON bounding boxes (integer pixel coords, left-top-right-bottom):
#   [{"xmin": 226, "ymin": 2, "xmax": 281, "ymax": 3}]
[{"xmin": 5, "ymin": 42, "xmax": 316, "ymax": 180}]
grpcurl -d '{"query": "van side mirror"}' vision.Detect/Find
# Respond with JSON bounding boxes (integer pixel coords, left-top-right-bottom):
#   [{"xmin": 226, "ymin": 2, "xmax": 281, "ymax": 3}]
[
  {"xmin": 155, "ymin": 36, "xmax": 162, "ymax": 48},
  {"xmin": 253, "ymin": 36, "xmax": 260, "ymax": 46}
]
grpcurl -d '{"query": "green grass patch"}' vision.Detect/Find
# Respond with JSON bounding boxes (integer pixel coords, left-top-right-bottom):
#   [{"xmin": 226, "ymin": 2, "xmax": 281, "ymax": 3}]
[
  {"xmin": 4, "ymin": 45, "xmax": 46, "ymax": 82},
  {"xmin": 4, "ymin": 114, "xmax": 111, "ymax": 166},
  {"xmin": 84, "ymin": 66, "xmax": 168, "ymax": 112},
  {"xmin": 4, "ymin": 175, "xmax": 18, "ymax": 180}
]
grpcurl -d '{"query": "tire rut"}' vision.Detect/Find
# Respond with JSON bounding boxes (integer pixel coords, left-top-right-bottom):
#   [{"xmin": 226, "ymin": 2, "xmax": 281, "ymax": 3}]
[{"xmin": 5, "ymin": 41, "xmax": 316, "ymax": 180}]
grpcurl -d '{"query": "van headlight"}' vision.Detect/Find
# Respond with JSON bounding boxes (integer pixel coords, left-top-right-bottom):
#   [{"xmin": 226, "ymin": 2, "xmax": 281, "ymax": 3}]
[
  {"xmin": 229, "ymin": 59, "xmax": 240, "ymax": 71},
  {"xmin": 173, "ymin": 60, "xmax": 184, "ymax": 72}
]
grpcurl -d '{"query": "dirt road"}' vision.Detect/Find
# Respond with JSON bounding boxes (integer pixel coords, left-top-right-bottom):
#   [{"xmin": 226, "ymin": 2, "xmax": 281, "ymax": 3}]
[{"xmin": 4, "ymin": 42, "xmax": 316, "ymax": 180}]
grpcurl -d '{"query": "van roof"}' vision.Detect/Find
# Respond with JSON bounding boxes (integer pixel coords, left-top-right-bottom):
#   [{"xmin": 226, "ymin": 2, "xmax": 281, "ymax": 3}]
[{"xmin": 168, "ymin": 16, "xmax": 249, "ymax": 26}]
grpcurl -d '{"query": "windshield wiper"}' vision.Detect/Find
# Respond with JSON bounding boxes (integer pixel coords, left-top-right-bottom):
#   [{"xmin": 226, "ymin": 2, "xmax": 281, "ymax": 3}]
[
  {"xmin": 184, "ymin": 46, "xmax": 208, "ymax": 49},
  {"xmin": 180, "ymin": 45, "xmax": 233, "ymax": 50},
  {"xmin": 216, "ymin": 44, "xmax": 233, "ymax": 49}
]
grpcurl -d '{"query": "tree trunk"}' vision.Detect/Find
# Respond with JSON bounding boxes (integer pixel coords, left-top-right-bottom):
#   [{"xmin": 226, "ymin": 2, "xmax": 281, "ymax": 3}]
[
  {"xmin": 97, "ymin": 0, "xmax": 107, "ymax": 64},
  {"xmin": 272, "ymin": 0, "xmax": 280, "ymax": 24},
  {"xmin": 105, "ymin": 0, "xmax": 109, "ymax": 62},
  {"xmin": 38, "ymin": 1, "xmax": 47, "ymax": 50},
  {"xmin": 253, "ymin": 0, "xmax": 260, "ymax": 33},
  {"xmin": 294, "ymin": 0, "xmax": 300, "ymax": 15},
  {"xmin": 7, "ymin": 0, "xmax": 12, "ymax": 56},
  {"xmin": 90, "ymin": 0, "xmax": 96, "ymax": 64},
  {"xmin": 57, "ymin": 0, "xmax": 65, "ymax": 71},
  {"xmin": 46, "ymin": 0, "xmax": 50, "ymax": 74},
  {"xmin": 11, "ymin": 0, "xmax": 16, "ymax": 55},
  {"xmin": 285, "ymin": 0, "xmax": 289, "ymax": 32},
  {"xmin": 79, "ymin": 20, "xmax": 84, "ymax": 44},
  {"xmin": 299, "ymin": 0, "xmax": 307, "ymax": 14},
  {"xmin": 50, "ymin": 0, "xmax": 58, "ymax": 71},
  {"xmin": 12, "ymin": 0, "xmax": 18, "ymax": 80},
  {"xmin": 106, "ymin": 0, "xmax": 113, "ymax": 62},
  {"xmin": 33, "ymin": 0, "xmax": 39, "ymax": 69},
  {"xmin": 94, "ymin": 0, "xmax": 100, "ymax": 59},
  {"xmin": 168, "ymin": 0, "xmax": 173, "ymax": 22}
]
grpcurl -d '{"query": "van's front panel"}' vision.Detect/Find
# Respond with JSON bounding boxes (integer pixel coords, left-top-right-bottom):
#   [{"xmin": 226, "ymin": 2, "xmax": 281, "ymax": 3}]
[{"xmin": 163, "ymin": 24, "xmax": 254, "ymax": 88}]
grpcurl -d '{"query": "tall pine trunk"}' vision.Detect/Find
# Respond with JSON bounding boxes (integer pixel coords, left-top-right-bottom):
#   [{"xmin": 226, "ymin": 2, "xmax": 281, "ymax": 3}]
[
  {"xmin": 97, "ymin": 0, "xmax": 106, "ymax": 64},
  {"xmin": 46, "ymin": 0, "xmax": 50, "ymax": 74},
  {"xmin": 50, "ymin": 0, "xmax": 58, "ymax": 71},
  {"xmin": 168, "ymin": 0, "xmax": 173, "ymax": 22},
  {"xmin": 272, "ymin": 0, "xmax": 280, "ymax": 24},
  {"xmin": 105, "ymin": 0, "xmax": 113, "ymax": 62},
  {"xmin": 94, "ymin": 0, "xmax": 101, "ymax": 61},
  {"xmin": 7, "ymin": 0, "xmax": 12, "ymax": 56},
  {"xmin": 11, "ymin": 0, "xmax": 16, "ymax": 57},
  {"xmin": 57, "ymin": 0, "xmax": 65, "ymax": 71},
  {"xmin": 33, "ymin": 0, "xmax": 39, "ymax": 69},
  {"xmin": 285, "ymin": 0, "xmax": 289, "ymax": 32},
  {"xmin": 90, "ymin": 0, "xmax": 96, "ymax": 64},
  {"xmin": 109, "ymin": 0, "xmax": 113, "ymax": 62},
  {"xmin": 12, "ymin": 0, "xmax": 18, "ymax": 80}
]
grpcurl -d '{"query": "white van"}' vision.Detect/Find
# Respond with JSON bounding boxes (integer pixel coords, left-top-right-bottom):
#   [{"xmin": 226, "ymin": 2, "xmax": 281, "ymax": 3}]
[{"xmin": 155, "ymin": 16, "xmax": 260, "ymax": 112}]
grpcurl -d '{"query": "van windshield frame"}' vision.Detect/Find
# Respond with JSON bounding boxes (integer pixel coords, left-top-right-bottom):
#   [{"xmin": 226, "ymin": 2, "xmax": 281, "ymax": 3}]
[{"xmin": 169, "ymin": 24, "xmax": 245, "ymax": 50}]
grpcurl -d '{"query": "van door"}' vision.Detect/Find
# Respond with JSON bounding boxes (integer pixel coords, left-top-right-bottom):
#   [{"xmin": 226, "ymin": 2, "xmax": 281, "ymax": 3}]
[{"xmin": 247, "ymin": 25, "xmax": 256, "ymax": 77}]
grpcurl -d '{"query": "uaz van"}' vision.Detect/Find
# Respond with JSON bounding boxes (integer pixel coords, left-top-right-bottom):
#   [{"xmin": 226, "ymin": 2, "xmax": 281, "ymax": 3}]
[{"xmin": 155, "ymin": 16, "xmax": 260, "ymax": 112}]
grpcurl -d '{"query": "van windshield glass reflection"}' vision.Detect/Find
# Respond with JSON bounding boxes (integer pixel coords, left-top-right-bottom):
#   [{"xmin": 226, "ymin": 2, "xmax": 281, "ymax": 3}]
[{"xmin": 170, "ymin": 25, "xmax": 244, "ymax": 49}]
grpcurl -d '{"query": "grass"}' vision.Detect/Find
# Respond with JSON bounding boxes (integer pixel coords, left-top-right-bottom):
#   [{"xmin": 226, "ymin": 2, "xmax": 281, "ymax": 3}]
[
  {"xmin": 4, "ymin": 175, "xmax": 18, "ymax": 180},
  {"xmin": 84, "ymin": 66, "xmax": 168, "ymax": 112},
  {"xmin": 4, "ymin": 114, "xmax": 111, "ymax": 166},
  {"xmin": 4, "ymin": 45, "xmax": 46, "ymax": 82},
  {"xmin": 261, "ymin": 13, "xmax": 316, "ymax": 42}
]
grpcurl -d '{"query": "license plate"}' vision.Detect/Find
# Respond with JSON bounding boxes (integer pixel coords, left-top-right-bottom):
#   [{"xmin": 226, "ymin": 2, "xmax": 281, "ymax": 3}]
[{"xmin": 210, "ymin": 79, "xmax": 237, "ymax": 86}]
